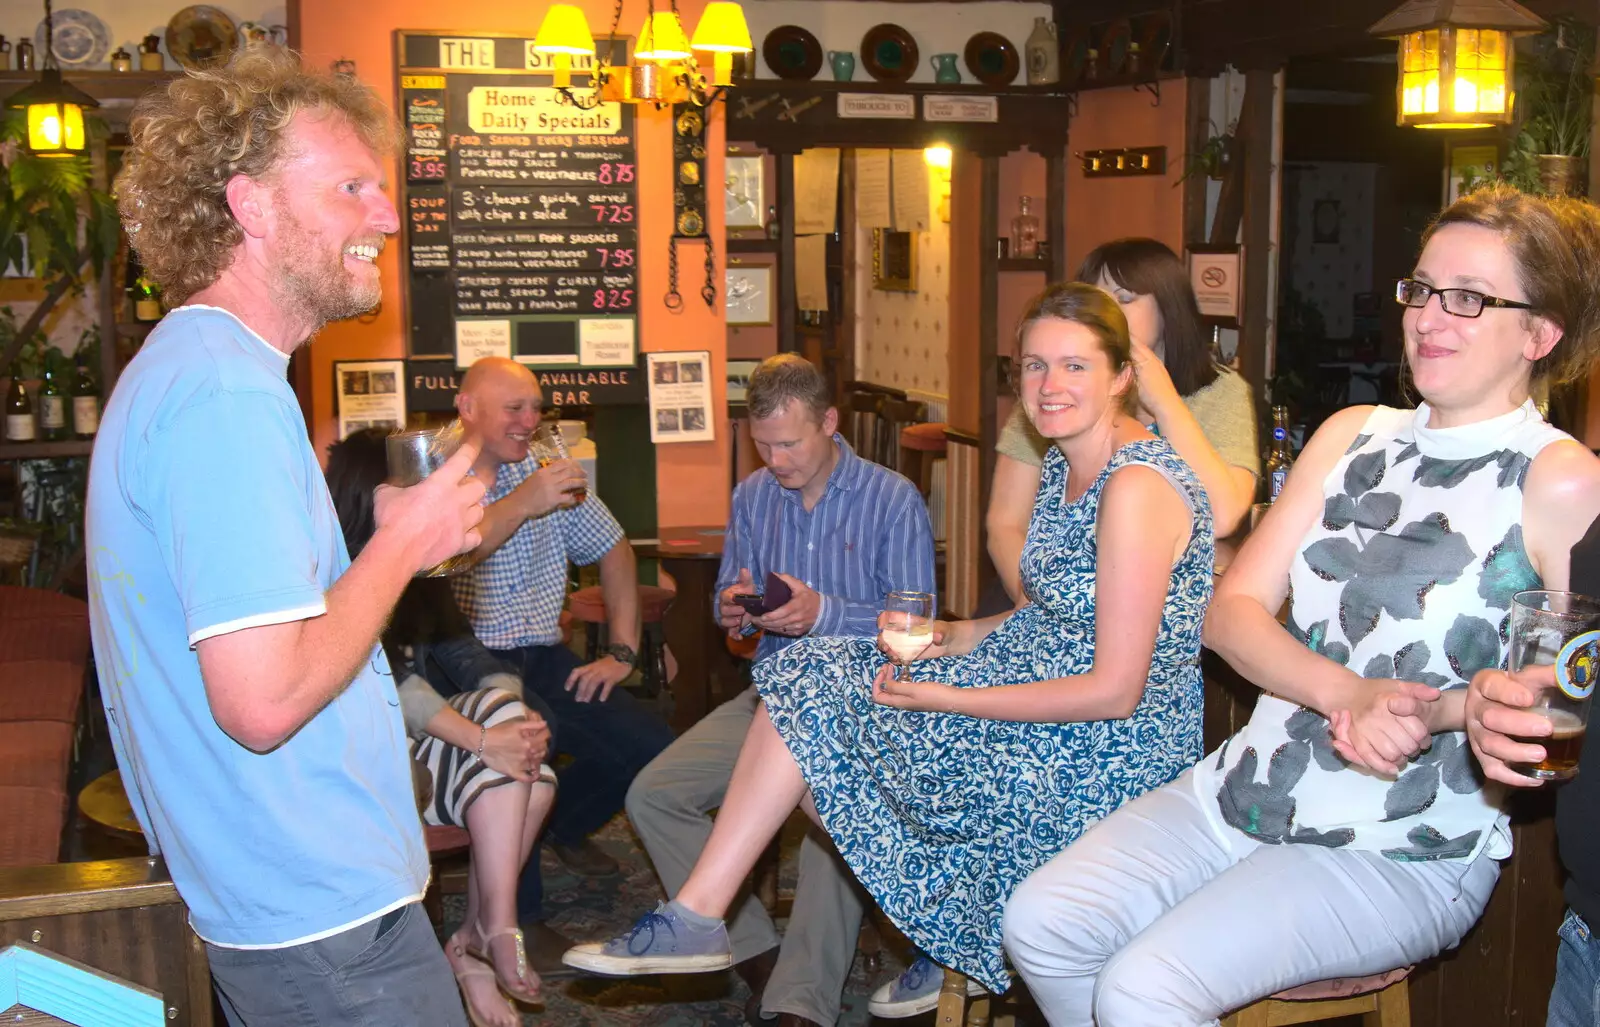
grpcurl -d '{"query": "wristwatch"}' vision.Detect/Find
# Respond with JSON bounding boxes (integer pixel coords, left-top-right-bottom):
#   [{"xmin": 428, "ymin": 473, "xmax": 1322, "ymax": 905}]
[{"xmin": 606, "ymin": 642, "xmax": 638, "ymax": 667}]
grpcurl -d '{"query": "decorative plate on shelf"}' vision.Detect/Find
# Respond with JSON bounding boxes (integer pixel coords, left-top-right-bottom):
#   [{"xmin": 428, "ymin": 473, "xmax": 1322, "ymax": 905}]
[
  {"xmin": 1060, "ymin": 26, "xmax": 1090, "ymax": 87},
  {"xmin": 963, "ymin": 32, "xmax": 1018, "ymax": 87},
  {"xmin": 1136, "ymin": 11, "xmax": 1173, "ymax": 73},
  {"xmin": 165, "ymin": 5, "xmax": 238, "ymax": 70},
  {"xmin": 33, "ymin": 8, "xmax": 110, "ymax": 68},
  {"xmin": 761, "ymin": 25, "xmax": 822, "ymax": 81},
  {"xmin": 860, "ymin": 23, "xmax": 918, "ymax": 83},
  {"xmin": 1099, "ymin": 19, "xmax": 1133, "ymax": 78}
]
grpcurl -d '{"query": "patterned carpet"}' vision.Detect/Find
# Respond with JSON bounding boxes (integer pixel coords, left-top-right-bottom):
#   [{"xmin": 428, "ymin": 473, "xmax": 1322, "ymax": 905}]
[{"xmin": 441, "ymin": 815, "xmax": 925, "ymax": 1026}]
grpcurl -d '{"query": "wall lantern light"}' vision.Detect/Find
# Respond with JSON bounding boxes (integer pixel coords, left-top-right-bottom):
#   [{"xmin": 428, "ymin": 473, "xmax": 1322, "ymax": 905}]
[
  {"xmin": 1369, "ymin": 0, "xmax": 1546, "ymax": 129},
  {"xmin": 6, "ymin": 0, "xmax": 99, "ymax": 156}
]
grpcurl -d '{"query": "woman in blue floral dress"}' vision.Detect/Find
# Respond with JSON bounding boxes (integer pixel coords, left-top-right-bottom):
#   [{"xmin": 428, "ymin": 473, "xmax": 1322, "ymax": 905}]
[{"xmin": 564, "ymin": 282, "xmax": 1214, "ymax": 999}]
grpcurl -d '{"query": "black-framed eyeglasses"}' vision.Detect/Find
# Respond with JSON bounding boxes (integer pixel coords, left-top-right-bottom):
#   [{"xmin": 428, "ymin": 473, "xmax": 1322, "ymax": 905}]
[{"xmin": 1395, "ymin": 278, "xmax": 1534, "ymax": 319}]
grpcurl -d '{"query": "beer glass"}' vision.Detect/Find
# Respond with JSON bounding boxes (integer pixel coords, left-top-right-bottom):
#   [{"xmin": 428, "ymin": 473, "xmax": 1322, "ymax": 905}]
[
  {"xmin": 386, "ymin": 421, "xmax": 475, "ymax": 577},
  {"xmin": 1507, "ymin": 589, "xmax": 1600, "ymax": 781},
  {"xmin": 880, "ymin": 591, "xmax": 935, "ymax": 682},
  {"xmin": 529, "ymin": 423, "xmax": 587, "ymax": 504}
]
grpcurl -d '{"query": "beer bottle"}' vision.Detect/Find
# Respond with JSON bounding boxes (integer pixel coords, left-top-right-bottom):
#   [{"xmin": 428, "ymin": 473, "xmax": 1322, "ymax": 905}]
[
  {"xmin": 37, "ymin": 364, "xmax": 66, "ymax": 441},
  {"xmin": 4, "ymin": 377, "xmax": 34, "ymax": 442},
  {"xmin": 71, "ymin": 359, "xmax": 99, "ymax": 439},
  {"xmin": 1265, "ymin": 405, "xmax": 1293, "ymax": 501}
]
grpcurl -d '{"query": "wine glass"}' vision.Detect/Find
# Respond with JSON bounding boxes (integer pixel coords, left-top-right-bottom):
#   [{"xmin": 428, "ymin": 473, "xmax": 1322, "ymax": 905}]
[{"xmin": 881, "ymin": 590, "xmax": 935, "ymax": 682}]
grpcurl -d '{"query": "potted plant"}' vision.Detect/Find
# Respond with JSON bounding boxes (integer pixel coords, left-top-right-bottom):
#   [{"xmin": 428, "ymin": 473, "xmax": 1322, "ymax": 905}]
[
  {"xmin": 1518, "ymin": 20, "xmax": 1594, "ymax": 196},
  {"xmin": 1177, "ymin": 120, "xmax": 1238, "ymax": 185}
]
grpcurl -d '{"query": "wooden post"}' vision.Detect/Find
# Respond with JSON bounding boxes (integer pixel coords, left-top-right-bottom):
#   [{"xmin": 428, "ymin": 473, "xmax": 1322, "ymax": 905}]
[
  {"xmin": 977, "ymin": 153, "xmax": 1001, "ymax": 605},
  {"xmin": 1236, "ymin": 68, "xmax": 1279, "ymax": 402},
  {"xmin": 1183, "ymin": 75, "xmax": 1213, "ymax": 247},
  {"xmin": 776, "ymin": 151, "xmax": 798, "ymax": 354},
  {"xmin": 1045, "ymin": 146, "xmax": 1067, "ymax": 282}
]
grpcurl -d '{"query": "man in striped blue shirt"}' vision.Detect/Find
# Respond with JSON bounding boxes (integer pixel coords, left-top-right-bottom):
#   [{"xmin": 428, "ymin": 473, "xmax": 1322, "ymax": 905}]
[{"xmin": 622, "ymin": 355, "xmax": 934, "ymax": 1027}]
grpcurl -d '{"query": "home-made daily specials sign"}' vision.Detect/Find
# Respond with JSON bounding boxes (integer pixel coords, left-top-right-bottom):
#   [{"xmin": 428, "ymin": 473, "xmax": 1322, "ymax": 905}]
[{"xmin": 398, "ymin": 31, "xmax": 637, "ymax": 369}]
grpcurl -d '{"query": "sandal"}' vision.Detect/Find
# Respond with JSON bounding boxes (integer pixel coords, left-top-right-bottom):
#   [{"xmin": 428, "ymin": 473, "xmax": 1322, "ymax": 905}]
[
  {"xmin": 466, "ymin": 922, "xmax": 543, "ymax": 1006},
  {"xmin": 448, "ymin": 937, "xmax": 520, "ymax": 1027}
]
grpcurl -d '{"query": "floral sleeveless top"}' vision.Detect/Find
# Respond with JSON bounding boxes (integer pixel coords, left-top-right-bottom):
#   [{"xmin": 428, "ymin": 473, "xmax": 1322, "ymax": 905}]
[{"xmin": 1194, "ymin": 401, "xmax": 1568, "ymax": 863}]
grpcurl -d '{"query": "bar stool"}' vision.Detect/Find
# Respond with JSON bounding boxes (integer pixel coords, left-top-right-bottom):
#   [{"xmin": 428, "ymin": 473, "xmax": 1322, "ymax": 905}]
[
  {"xmin": 566, "ymin": 583, "xmax": 675, "ymax": 697},
  {"xmin": 899, "ymin": 421, "xmax": 948, "ymax": 501},
  {"xmin": 1221, "ymin": 967, "xmax": 1412, "ymax": 1027},
  {"xmin": 422, "ymin": 825, "xmax": 472, "ymax": 928},
  {"xmin": 936, "ymin": 969, "xmax": 1013, "ymax": 1027}
]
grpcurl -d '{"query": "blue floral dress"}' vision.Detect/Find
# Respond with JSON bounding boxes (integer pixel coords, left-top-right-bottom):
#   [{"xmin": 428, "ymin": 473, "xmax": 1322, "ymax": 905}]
[{"xmin": 754, "ymin": 438, "xmax": 1214, "ymax": 992}]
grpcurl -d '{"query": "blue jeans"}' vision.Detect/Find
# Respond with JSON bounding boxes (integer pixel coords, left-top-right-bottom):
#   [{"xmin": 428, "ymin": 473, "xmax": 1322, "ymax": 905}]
[
  {"xmin": 1550, "ymin": 908, "xmax": 1600, "ymax": 1026},
  {"xmin": 491, "ymin": 642, "xmax": 675, "ymax": 921},
  {"xmin": 206, "ymin": 903, "xmax": 465, "ymax": 1027}
]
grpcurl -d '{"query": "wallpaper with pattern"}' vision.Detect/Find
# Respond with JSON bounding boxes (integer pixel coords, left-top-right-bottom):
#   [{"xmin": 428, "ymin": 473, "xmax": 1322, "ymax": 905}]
[
  {"xmin": 1284, "ymin": 162, "xmax": 1377, "ymax": 340},
  {"xmin": 853, "ymin": 166, "xmax": 950, "ymax": 398}
]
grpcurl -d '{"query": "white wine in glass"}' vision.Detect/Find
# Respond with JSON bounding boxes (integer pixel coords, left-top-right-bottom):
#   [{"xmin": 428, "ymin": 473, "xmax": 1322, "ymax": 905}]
[{"xmin": 881, "ymin": 590, "xmax": 935, "ymax": 682}]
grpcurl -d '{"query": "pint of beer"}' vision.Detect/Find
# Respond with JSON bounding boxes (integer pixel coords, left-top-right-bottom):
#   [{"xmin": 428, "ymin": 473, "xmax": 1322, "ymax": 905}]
[
  {"xmin": 386, "ymin": 421, "xmax": 477, "ymax": 577},
  {"xmin": 1506, "ymin": 589, "xmax": 1600, "ymax": 782},
  {"xmin": 530, "ymin": 423, "xmax": 587, "ymax": 504}
]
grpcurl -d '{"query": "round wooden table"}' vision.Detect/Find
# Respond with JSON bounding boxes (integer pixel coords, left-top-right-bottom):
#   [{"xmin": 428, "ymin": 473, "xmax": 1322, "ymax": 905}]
[
  {"xmin": 78, "ymin": 769, "xmax": 143, "ymax": 837},
  {"xmin": 632, "ymin": 526, "xmax": 743, "ymax": 732}
]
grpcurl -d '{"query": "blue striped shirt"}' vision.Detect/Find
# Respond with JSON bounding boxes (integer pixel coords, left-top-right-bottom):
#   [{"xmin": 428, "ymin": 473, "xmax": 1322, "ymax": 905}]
[{"xmin": 716, "ymin": 435, "xmax": 936, "ymax": 661}]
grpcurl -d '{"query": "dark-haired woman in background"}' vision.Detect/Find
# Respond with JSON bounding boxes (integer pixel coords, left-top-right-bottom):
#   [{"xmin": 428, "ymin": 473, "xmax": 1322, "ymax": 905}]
[
  {"xmin": 988, "ymin": 238, "xmax": 1259, "ymax": 600},
  {"xmin": 327, "ymin": 428, "xmax": 557, "ymax": 1027}
]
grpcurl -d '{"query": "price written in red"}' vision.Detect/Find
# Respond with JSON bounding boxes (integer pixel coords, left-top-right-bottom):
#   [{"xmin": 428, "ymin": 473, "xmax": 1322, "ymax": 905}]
[
  {"xmin": 592, "ymin": 288, "xmax": 635, "ymax": 310},
  {"xmin": 591, "ymin": 204, "xmax": 635, "ymax": 224}
]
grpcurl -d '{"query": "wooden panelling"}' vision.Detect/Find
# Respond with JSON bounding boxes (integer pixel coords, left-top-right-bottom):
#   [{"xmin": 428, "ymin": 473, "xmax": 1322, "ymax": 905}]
[{"xmin": 943, "ymin": 433, "xmax": 982, "ymax": 618}]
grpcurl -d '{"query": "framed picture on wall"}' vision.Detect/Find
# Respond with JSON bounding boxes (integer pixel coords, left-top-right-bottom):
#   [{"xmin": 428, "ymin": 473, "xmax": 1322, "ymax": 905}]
[
  {"xmin": 725, "ymin": 154, "xmax": 765, "ymax": 230},
  {"xmin": 727, "ymin": 358, "xmax": 761, "ymax": 404},
  {"xmin": 726, "ymin": 265, "xmax": 773, "ymax": 326}
]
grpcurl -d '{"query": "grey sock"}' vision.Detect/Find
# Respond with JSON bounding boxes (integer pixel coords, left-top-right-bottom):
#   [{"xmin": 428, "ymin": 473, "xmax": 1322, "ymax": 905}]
[{"xmin": 665, "ymin": 899, "xmax": 722, "ymax": 931}]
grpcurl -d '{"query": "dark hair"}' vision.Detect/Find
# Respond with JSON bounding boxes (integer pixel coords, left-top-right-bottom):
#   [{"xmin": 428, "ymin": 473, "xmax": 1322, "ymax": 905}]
[
  {"xmin": 747, "ymin": 353, "xmax": 831, "ymax": 422},
  {"xmin": 324, "ymin": 427, "xmax": 390, "ymax": 557},
  {"xmin": 1424, "ymin": 184, "xmax": 1600, "ymax": 386},
  {"xmin": 1015, "ymin": 282, "xmax": 1137, "ymax": 416},
  {"xmin": 1077, "ymin": 237, "xmax": 1219, "ymax": 397}
]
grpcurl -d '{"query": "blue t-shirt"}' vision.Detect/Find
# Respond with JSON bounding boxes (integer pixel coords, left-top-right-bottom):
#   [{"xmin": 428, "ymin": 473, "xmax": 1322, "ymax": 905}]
[{"xmin": 86, "ymin": 306, "xmax": 427, "ymax": 947}]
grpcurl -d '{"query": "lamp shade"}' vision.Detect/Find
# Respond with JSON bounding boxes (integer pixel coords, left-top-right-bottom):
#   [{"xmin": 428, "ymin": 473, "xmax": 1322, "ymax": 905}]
[
  {"xmin": 636, "ymin": 11, "xmax": 692, "ymax": 62},
  {"xmin": 1370, "ymin": 0, "xmax": 1544, "ymax": 129},
  {"xmin": 691, "ymin": 3, "xmax": 752, "ymax": 52},
  {"xmin": 534, "ymin": 4, "xmax": 595, "ymax": 54},
  {"xmin": 6, "ymin": 68, "xmax": 99, "ymax": 156}
]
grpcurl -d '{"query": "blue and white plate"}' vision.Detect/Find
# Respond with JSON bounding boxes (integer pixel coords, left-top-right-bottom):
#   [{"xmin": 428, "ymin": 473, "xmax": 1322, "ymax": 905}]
[{"xmin": 34, "ymin": 8, "xmax": 111, "ymax": 68}]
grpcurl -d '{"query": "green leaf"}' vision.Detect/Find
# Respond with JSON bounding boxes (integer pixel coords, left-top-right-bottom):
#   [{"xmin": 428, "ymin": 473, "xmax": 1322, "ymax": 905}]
[
  {"xmin": 1304, "ymin": 538, "xmax": 1361, "ymax": 583},
  {"xmin": 1344, "ymin": 450, "xmax": 1386, "ymax": 499},
  {"xmin": 1444, "ymin": 614, "xmax": 1500, "ymax": 680},
  {"xmin": 1478, "ymin": 524, "xmax": 1537, "ymax": 611},
  {"xmin": 1413, "ymin": 452, "xmax": 1498, "ymax": 488}
]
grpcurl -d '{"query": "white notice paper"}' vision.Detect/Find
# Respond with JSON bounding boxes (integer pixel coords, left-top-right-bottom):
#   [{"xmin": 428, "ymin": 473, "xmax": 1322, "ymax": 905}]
[
  {"xmin": 795, "ymin": 234, "xmax": 829, "ymax": 312},
  {"xmin": 335, "ymin": 360, "xmax": 407, "ymax": 439},
  {"xmin": 891, "ymin": 150, "xmax": 930, "ymax": 233},
  {"xmin": 455, "ymin": 319, "xmax": 512, "ymax": 368},
  {"xmin": 647, "ymin": 351, "xmax": 715, "ymax": 444},
  {"xmin": 856, "ymin": 149, "xmax": 892, "ymax": 229},
  {"xmin": 794, "ymin": 148, "xmax": 841, "ymax": 236},
  {"xmin": 579, "ymin": 318, "xmax": 636, "ymax": 366}
]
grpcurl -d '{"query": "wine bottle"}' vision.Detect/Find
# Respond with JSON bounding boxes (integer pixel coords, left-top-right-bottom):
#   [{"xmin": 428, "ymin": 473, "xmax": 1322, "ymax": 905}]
[
  {"xmin": 71, "ymin": 360, "xmax": 99, "ymax": 439},
  {"xmin": 38, "ymin": 365, "xmax": 66, "ymax": 441},
  {"xmin": 4, "ymin": 378, "xmax": 34, "ymax": 442}
]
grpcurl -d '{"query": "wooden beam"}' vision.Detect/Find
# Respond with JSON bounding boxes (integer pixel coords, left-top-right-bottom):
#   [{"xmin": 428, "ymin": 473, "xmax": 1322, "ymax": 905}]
[
  {"xmin": 977, "ymin": 155, "xmax": 1001, "ymax": 605},
  {"xmin": 1045, "ymin": 148, "xmax": 1068, "ymax": 281},
  {"xmin": 1182, "ymin": 74, "xmax": 1211, "ymax": 247},
  {"xmin": 1237, "ymin": 68, "xmax": 1278, "ymax": 403},
  {"xmin": 777, "ymin": 152, "xmax": 798, "ymax": 354}
]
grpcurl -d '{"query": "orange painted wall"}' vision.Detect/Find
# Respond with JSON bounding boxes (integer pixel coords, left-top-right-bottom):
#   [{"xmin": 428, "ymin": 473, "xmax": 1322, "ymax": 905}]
[
  {"xmin": 1064, "ymin": 80, "xmax": 1189, "ymax": 273},
  {"xmin": 297, "ymin": 1, "xmax": 729, "ymax": 529}
]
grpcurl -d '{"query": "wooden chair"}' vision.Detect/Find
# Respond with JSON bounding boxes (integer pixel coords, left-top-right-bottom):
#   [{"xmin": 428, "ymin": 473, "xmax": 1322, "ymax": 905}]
[
  {"xmin": 936, "ymin": 969, "xmax": 1014, "ymax": 1027},
  {"xmin": 847, "ymin": 391, "xmax": 885, "ymax": 463},
  {"xmin": 1221, "ymin": 967, "xmax": 1412, "ymax": 1027},
  {"xmin": 900, "ymin": 422, "xmax": 948, "ymax": 502},
  {"xmin": 566, "ymin": 583, "xmax": 676, "ymax": 698},
  {"xmin": 421, "ymin": 824, "xmax": 472, "ymax": 929},
  {"xmin": 879, "ymin": 398, "xmax": 928, "ymax": 473}
]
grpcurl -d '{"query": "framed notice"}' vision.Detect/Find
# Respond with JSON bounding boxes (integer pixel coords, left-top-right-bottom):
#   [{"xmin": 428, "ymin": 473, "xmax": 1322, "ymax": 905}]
[
  {"xmin": 648, "ymin": 351, "xmax": 715, "ymax": 443},
  {"xmin": 334, "ymin": 359, "xmax": 407, "ymax": 439},
  {"xmin": 397, "ymin": 31, "xmax": 638, "ymax": 369},
  {"xmin": 1187, "ymin": 245, "xmax": 1241, "ymax": 327}
]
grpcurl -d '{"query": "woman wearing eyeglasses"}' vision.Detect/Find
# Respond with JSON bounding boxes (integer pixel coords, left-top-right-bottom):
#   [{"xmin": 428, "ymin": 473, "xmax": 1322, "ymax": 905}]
[{"xmin": 1002, "ymin": 185, "xmax": 1600, "ymax": 1026}]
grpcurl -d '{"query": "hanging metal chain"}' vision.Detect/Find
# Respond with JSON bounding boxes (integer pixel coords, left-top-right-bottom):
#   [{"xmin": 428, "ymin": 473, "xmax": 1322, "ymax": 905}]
[
  {"xmin": 701, "ymin": 235, "xmax": 717, "ymax": 310},
  {"xmin": 665, "ymin": 235, "xmax": 684, "ymax": 311}
]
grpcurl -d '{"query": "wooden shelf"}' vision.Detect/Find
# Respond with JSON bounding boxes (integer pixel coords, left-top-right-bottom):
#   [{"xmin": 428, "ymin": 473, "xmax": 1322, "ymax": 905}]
[
  {"xmin": 0, "ymin": 440, "xmax": 93, "ymax": 461},
  {"xmin": 998, "ymin": 257, "xmax": 1050, "ymax": 272},
  {"xmin": 0, "ymin": 69, "xmax": 181, "ymax": 105},
  {"xmin": 726, "ymin": 237, "xmax": 779, "ymax": 254}
]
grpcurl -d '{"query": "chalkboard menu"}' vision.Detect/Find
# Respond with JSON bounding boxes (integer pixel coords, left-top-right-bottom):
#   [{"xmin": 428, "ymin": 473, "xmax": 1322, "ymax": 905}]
[{"xmin": 397, "ymin": 31, "xmax": 638, "ymax": 370}]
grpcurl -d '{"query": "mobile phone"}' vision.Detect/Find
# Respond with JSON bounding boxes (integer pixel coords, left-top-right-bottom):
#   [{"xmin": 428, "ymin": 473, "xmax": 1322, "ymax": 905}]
[
  {"xmin": 733, "ymin": 593, "xmax": 767, "ymax": 615},
  {"xmin": 732, "ymin": 573, "xmax": 794, "ymax": 616}
]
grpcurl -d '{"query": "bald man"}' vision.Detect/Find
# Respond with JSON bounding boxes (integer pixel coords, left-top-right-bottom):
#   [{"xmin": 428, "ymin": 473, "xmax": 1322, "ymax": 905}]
[{"xmin": 453, "ymin": 358, "xmax": 675, "ymax": 969}]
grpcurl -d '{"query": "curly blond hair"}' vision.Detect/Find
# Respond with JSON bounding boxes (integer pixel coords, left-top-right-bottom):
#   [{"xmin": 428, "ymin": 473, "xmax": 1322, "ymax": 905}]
[{"xmin": 115, "ymin": 45, "xmax": 398, "ymax": 304}]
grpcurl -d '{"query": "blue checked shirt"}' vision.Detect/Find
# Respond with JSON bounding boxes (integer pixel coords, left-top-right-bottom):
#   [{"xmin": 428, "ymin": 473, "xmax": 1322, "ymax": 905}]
[
  {"xmin": 717, "ymin": 435, "xmax": 936, "ymax": 661},
  {"xmin": 452, "ymin": 455, "xmax": 625, "ymax": 650}
]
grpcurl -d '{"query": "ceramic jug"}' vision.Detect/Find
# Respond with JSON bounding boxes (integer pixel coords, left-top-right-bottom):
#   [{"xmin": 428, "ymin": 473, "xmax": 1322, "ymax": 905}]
[
  {"xmin": 828, "ymin": 50, "xmax": 854, "ymax": 81},
  {"xmin": 1025, "ymin": 17, "xmax": 1060, "ymax": 85},
  {"xmin": 930, "ymin": 53, "xmax": 960, "ymax": 84}
]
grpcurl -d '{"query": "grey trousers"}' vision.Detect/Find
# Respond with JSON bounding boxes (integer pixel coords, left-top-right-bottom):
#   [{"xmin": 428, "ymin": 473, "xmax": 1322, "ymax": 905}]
[
  {"xmin": 626, "ymin": 686, "xmax": 866, "ymax": 1025},
  {"xmin": 206, "ymin": 902, "xmax": 467, "ymax": 1027},
  {"xmin": 1003, "ymin": 769, "xmax": 1500, "ymax": 1027}
]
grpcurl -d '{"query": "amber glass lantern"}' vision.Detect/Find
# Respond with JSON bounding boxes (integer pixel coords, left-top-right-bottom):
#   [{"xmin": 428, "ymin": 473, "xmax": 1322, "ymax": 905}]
[{"xmin": 1371, "ymin": 0, "xmax": 1546, "ymax": 130}]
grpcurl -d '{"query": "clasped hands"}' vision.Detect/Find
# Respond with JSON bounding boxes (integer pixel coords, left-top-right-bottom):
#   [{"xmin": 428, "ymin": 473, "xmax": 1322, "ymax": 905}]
[
  {"xmin": 479, "ymin": 713, "xmax": 552, "ymax": 782},
  {"xmin": 1325, "ymin": 677, "xmax": 1445, "ymax": 777}
]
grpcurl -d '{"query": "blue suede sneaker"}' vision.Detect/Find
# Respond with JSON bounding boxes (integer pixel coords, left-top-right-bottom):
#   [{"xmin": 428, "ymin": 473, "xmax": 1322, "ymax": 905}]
[
  {"xmin": 561, "ymin": 902, "xmax": 734, "ymax": 976},
  {"xmin": 868, "ymin": 955, "xmax": 985, "ymax": 1018}
]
